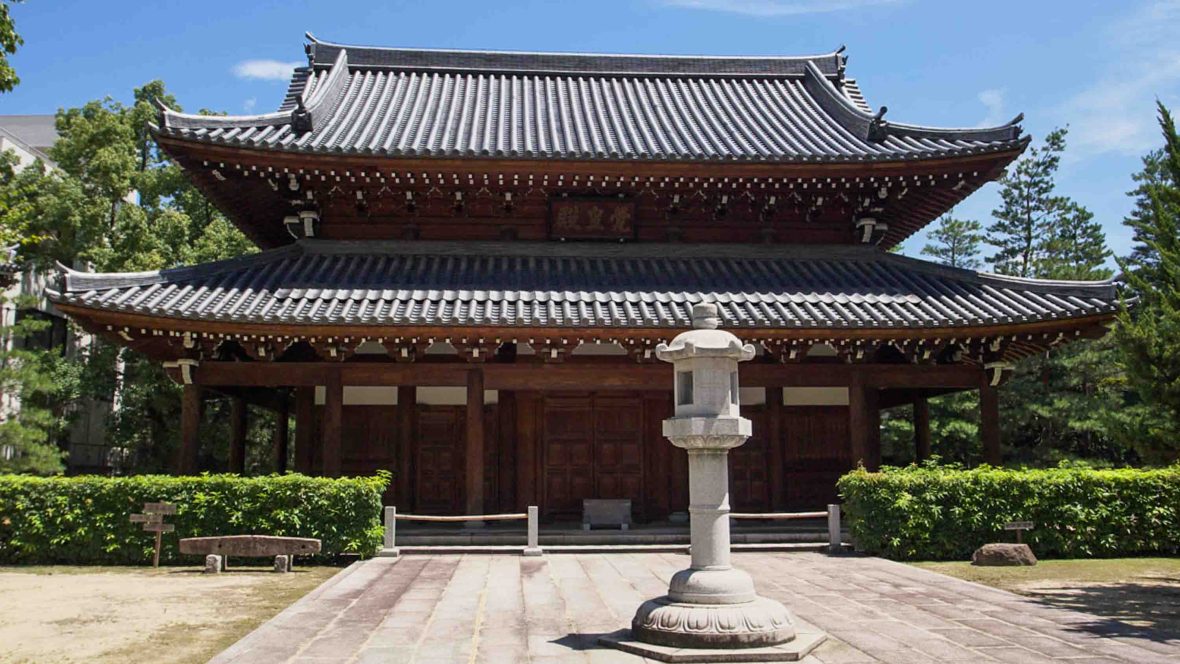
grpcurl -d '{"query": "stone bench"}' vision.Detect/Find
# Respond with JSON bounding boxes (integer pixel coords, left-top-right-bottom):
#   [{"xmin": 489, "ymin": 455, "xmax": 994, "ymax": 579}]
[
  {"xmin": 583, "ymin": 498, "xmax": 631, "ymax": 530},
  {"xmin": 179, "ymin": 535, "xmax": 321, "ymax": 573}
]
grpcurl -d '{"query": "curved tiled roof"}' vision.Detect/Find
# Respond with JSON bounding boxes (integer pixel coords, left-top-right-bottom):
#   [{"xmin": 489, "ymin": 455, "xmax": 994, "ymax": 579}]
[
  {"xmin": 52, "ymin": 241, "xmax": 1118, "ymax": 330},
  {"xmin": 155, "ymin": 36, "xmax": 1026, "ymax": 163}
]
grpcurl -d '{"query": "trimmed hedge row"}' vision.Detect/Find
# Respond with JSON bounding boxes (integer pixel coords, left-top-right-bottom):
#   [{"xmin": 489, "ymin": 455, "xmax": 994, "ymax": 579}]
[
  {"xmin": 0, "ymin": 472, "xmax": 389, "ymax": 565},
  {"xmin": 836, "ymin": 464, "xmax": 1180, "ymax": 561}
]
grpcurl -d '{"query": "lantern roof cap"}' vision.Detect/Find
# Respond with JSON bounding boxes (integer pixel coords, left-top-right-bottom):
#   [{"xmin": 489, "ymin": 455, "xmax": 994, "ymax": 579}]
[{"xmin": 656, "ymin": 303, "xmax": 757, "ymax": 363}]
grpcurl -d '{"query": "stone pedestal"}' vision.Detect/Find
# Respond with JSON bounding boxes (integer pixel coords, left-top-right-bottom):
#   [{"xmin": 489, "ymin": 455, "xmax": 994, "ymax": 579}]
[{"xmin": 604, "ymin": 303, "xmax": 825, "ymax": 661}]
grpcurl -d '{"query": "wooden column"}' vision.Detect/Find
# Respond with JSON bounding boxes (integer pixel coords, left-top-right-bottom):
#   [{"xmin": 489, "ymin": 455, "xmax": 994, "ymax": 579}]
[
  {"xmin": 396, "ymin": 385, "xmax": 416, "ymax": 509},
  {"xmin": 293, "ymin": 387, "xmax": 315, "ymax": 474},
  {"xmin": 849, "ymin": 376, "xmax": 870, "ymax": 470},
  {"xmin": 177, "ymin": 384, "xmax": 203, "ymax": 474},
  {"xmin": 913, "ymin": 396, "xmax": 931, "ymax": 463},
  {"xmin": 766, "ymin": 386, "xmax": 786, "ymax": 510},
  {"xmin": 322, "ymin": 375, "xmax": 343, "ymax": 477},
  {"xmin": 980, "ymin": 382, "xmax": 1001, "ymax": 466},
  {"xmin": 229, "ymin": 396, "xmax": 247, "ymax": 474},
  {"xmin": 273, "ymin": 391, "xmax": 290, "ymax": 473},
  {"xmin": 465, "ymin": 368, "xmax": 485, "ymax": 517},
  {"xmin": 866, "ymin": 388, "xmax": 881, "ymax": 471}
]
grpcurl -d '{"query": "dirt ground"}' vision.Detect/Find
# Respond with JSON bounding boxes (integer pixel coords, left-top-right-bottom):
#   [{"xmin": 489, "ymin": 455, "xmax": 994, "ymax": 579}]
[
  {"xmin": 914, "ymin": 557, "xmax": 1180, "ymax": 637},
  {"xmin": 0, "ymin": 564, "xmax": 339, "ymax": 664}
]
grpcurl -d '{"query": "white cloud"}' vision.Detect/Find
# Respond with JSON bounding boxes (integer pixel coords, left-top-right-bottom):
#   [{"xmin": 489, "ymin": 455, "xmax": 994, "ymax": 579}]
[
  {"xmin": 660, "ymin": 0, "xmax": 903, "ymax": 17},
  {"xmin": 232, "ymin": 59, "xmax": 301, "ymax": 82},
  {"xmin": 1058, "ymin": 1, "xmax": 1180, "ymax": 157},
  {"xmin": 243, "ymin": 98, "xmax": 257, "ymax": 112},
  {"xmin": 976, "ymin": 88, "xmax": 1005, "ymax": 128}
]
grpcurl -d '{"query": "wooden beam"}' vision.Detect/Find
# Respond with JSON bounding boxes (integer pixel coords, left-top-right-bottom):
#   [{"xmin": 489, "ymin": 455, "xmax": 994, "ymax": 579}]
[
  {"xmin": 465, "ymin": 369, "xmax": 485, "ymax": 518},
  {"xmin": 180, "ymin": 360, "xmax": 986, "ymax": 390},
  {"xmin": 913, "ymin": 396, "xmax": 931, "ymax": 463},
  {"xmin": 294, "ymin": 387, "xmax": 315, "ymax": 474},
  {"xmin": 273, "ymin": 391, "xmax": 289, "ymax": 473},
  {"xmin": 980, "ymin": 382, "xmax": 1001, "ymax": 466},
  {"xmin": 229, "ymin": 396, "xmax": 247, "ymax": 474},
  {"xmin": 766, "ymin": 386, "xmax": 786, "ymax": 511},
  {"xmin": 177, "ymin": 385, "xmax": 203, "ymax": 474},
  {"xmin": 396, "ymin": 385, "xmax": 415, "ymax": 509},
  {"xmin": 323, "ymin": 375, "xmax": 343, "ymax": 477}
]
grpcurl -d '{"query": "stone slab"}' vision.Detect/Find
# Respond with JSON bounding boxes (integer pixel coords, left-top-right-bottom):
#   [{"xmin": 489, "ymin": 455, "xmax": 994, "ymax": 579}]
[{"xmin": 600, "ymin": 629, "xmax": 827, "ymax": 662}]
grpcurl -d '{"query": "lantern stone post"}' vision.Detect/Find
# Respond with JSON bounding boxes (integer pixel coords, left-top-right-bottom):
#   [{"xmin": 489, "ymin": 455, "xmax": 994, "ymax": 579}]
[{"xmin": 604, "ymin": 302, "xmax": 826, "ymax": 661}]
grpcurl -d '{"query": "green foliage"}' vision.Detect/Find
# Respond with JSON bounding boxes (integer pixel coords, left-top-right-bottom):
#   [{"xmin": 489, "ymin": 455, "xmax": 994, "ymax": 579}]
[
  {"xmin": 987, "ymin": 128, "xmax": 1071, "ymax": 277},
  {"xmin": 0, "ymin": 1, "xmax": 21, "ymax": 93},
  {"xmin": 0, "ymin": 295, "xmax": 69, "ymax": 475},
  {"xmin": 1117, "ymin": 103, "xmax": 1180, "ymax": 465},
  {"xmin": 837, "ymin": 464, "xmax": 1180, "ymax": 561},
  {"xmin": 921, "ymin": 215, "xmax": 983, "ymax": 269},
  {"xmin": 0, "ymin": 472, "xmax": 390, "ymax": 564}
]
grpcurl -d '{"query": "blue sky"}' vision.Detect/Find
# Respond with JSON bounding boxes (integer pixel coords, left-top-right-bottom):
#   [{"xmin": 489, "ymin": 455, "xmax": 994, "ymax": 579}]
[{"xmin": 4, "ymin": 0, "xmax": 1179, "ymax": 262}]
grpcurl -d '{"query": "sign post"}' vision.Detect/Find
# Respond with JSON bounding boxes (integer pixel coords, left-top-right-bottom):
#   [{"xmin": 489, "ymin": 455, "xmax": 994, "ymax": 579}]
[
  {"xmin": 1004, "ymin": 520, "xmax": 1034, "ymax": 544},
  {"xmin": 130, "ymin": 502, "xmax": 177, "ymax": 568}
]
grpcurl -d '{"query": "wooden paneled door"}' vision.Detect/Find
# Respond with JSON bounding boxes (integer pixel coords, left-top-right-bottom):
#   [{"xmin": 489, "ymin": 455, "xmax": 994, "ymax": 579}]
[
  {"xmin": 730, "ymin": 405, "xmax": 771, "ymax": 512},
  {"xmin": 414, "ymin": 406, "xmax": 466, "ymax": 514},
  {"xmin": 782, "ymin": 406, "xmax": 851, "ymax": 510},
  {"xmin": 541, "ymin": 393, "xmax": 644, "ymax": 520}
]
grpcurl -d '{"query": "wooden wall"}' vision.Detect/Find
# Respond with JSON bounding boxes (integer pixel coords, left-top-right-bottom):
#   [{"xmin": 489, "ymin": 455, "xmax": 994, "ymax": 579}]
[{"xmin": 300, "ymin": 391, "xmax": 854, "ymax": 519}]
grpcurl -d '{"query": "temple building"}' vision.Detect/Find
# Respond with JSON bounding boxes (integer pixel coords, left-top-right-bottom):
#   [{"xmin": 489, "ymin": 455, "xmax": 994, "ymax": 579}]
[{"xmin": 50, "ymin": 36, "xmax": 1119, "ymax": 518}]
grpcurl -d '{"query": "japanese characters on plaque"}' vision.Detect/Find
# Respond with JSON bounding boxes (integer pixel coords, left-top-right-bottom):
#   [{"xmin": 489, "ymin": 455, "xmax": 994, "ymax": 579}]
[{"xmin": 549, "ymin": 197, "xmax": 636, "ymax": 241}]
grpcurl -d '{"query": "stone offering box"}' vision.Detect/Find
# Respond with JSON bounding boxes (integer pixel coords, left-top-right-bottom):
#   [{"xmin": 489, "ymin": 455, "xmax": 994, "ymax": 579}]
[
  {"xmin": 180, "ymin": 535, "xmax": 321, "ymax": 573},
  {"xmin": 583, "ymin": 499, "xmax": 631, "ymax": 530}
]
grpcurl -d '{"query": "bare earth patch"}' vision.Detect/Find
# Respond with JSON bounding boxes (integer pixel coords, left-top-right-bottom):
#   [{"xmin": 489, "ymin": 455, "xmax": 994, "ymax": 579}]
[
  {"xmin": 0, "ymin": 564, "xmax": 339, "ymax": 664},
  {"xmin": 913, "ymin": 557, "xmax": 1180, "ymax": 637}
]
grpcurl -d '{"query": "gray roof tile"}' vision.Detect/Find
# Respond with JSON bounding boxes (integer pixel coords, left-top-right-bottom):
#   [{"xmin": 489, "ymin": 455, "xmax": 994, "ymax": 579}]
[{"xmin": 54, "ymin": 241, "xmax": 1118, "ymax": 330}]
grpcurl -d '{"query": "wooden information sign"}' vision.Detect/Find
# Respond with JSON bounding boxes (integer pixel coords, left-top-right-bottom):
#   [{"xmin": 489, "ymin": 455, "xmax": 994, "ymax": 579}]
[
  {"xmin": 1003, "ymin": 520, "xmax": 1034, "ymax": 544},
  {"xmin": 130, "ymin": 502, "xmax": 176, "ymax": 567}
]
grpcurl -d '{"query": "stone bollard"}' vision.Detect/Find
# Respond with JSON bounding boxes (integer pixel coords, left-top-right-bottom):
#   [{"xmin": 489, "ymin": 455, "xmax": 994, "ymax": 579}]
[
  {"xmin": 274, "ymin": 554, "xmax": 291, "ymax": 573},
  {"xmin": 204, "ymin": 554, "xmax": 223, "ymax": 574},
  {"xmin": 523, "ymin": 505, "xmax": 543, "ymax": 557}
]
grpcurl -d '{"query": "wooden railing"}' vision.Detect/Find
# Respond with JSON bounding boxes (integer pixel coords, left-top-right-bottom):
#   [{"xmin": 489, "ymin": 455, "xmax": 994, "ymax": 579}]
[
  {"xmin": 729, "ymin": 504, "xmax": 844, "ymax": 552},
  {"xmin": 383, "ymin": 506, "xmax": 542, "ymax": 557}
]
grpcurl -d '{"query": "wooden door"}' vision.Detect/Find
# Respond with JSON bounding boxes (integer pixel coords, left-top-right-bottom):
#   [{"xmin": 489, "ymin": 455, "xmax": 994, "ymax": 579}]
[
  {"xmin": 542, "ymin": 396, "xmax": 595, "ymax": 518},
  {"xmin": 541, "ymin": 393, "xmax": 645, "ymax": 520},
  {"xmin": 730, "ymin": 405, "xmax": 771, "ymax": 512},
  {"xmin": 414, "ymin": 406, "xmax": 466, "ymax": 514},
  {"xmin": 783, "ymin": 406, "xmax": 850, "ymax": 510}
]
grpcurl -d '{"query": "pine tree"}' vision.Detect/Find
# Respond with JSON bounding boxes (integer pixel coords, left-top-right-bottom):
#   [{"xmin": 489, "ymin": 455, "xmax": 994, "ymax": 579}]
[
  {"xmin": 921, "ymin": 215, "xmax": 983, "ymax": 269},
  {"xmin": 1040, "ymin": 202, "xmax": 1112, "ymax": 280},
  {"xmin": 987, "ymin": 128, "xmax": 1070, "ymax": 277},
  {"xmin": 1116, "ymin": 102, "xmax": 1180, "ymax": 464}
]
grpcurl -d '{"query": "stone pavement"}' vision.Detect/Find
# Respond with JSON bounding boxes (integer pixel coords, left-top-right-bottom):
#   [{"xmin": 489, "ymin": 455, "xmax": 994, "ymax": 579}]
[{"xmin": 210, "ymin": 551, "xmax": 1179, "ymax": 664}]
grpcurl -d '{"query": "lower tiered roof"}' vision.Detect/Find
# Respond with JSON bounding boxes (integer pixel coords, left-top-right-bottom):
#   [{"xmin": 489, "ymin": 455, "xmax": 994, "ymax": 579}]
[{"xmin": 52, "ymin": 241, "xmax": 1118, "ymax": 331}]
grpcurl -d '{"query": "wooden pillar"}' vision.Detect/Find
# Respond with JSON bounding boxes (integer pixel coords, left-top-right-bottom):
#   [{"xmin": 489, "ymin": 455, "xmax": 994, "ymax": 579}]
[
  {"xmin": 849, "ymin": 377, "xmax": 881, "ymax": 472},
  {"xmin": 766, "ymin": 386, "xmax": 786, "ymax": 510},
  {"xmin": 913, "ymin": 396, "xmax": 931, "ymax": 463},
  {"xmin": 322, "ymin": 375, "xmax": 343, "ymax": 477},
  {"xmin": 229, "ymin": 396, "xmax": 247, "ymax": 474},
  {"xmin": 866, "ymin": 388, "xmax": 881, "ymax": 471},
  {"xmin": 293, "ymin": 387, "xmax": 315, "ymax": 474},
  {"xmin": 980, "ymin": 382, "xmax": 1001, "ymax": 466},
  {"xmin": 396, "ymin": 385, "xmax": 416, "ymax": 509},
  {"xmin": 465, "ymin": 368, "xmax": 485, "ymax": 516},
  {"xmin": 177, "ymin": 384, "xmax": 203, "ymax": 474},
  {"xmin": 273, "ymin": 391, "xmax": 290, "ymax": 473},
  {"xmin": 497, "ymin": 391, "xmax": 517, "ymax": 512}
]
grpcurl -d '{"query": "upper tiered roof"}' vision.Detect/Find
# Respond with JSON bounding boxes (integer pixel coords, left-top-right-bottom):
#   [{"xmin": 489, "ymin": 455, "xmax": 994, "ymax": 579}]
[{"xmin": 156, "ymin": 35, "xmax": 1026, "ymax": 164}]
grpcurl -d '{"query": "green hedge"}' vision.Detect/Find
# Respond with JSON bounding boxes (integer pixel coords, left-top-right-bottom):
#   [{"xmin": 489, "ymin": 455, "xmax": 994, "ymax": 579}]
[
  {"xmin": 0, "ymin": 472, "xmax": 389, "ymax": 565},
  {"xmin": 836, "ymin": 464, "xmax": 1180, "ymax": 561}
]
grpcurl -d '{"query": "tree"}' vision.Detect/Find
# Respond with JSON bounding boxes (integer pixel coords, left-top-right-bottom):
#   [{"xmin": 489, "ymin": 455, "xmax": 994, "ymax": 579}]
[
  {"xmin": 987, "ymin": 128, "xmax": 1071, "ymax": 277},
  {"xmin": 0, "ymin": 1, "xmax": 21, "ymax": 93},
  {"xmin": 0, "ymin": 295, "xmax": 67, "ymax": 474},
  {"xmin": 1040, "ymin": 201, "xmax": 1112, "ymax": 281},
  {"xmin": 921, "ymin": 214, "xmax": 983, "ymax": 269},
  {"xmin": 1116, "ymin": 102, "xmax": 1180, "ymax": 464}
]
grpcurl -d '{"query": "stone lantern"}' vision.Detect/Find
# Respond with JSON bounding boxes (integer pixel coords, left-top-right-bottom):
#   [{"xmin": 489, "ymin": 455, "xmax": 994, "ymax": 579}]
[{"xmin": 606, "ymin": 302, "xmax": 825, "ymax": 660}]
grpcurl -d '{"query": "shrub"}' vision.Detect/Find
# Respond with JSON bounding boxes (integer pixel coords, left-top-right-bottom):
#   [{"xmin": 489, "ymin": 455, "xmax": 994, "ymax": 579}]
[
  {"xmin": 836, "ymin": 463, "xmax": 1180, "ymax": 561},
  {"xmin": 0, "ymin": 472, "xmax": 389, "ymax": 565}
]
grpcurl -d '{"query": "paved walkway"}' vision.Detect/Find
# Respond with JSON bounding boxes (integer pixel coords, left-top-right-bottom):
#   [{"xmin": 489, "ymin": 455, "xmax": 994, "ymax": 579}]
[{"xmin": 211, "ymin": 552, "xmax": 1179, "ymax": 664}]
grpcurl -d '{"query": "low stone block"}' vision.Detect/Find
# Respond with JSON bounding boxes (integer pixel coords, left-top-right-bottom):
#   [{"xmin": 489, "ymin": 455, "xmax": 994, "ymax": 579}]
[
  {"xmin": 204, "ymin": 554, "xmax": 222, "ymax": 574},
  {"xmin": 971, "ymin": 542, "xmax": 1037, "ymax": 566},
  {"xmin": 583, "ymin": 498, "xmax": 631, "ymax": 530},
  {"xmin": 274, "ymin": 554, "xmax": 291, "ymax": 573}
]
